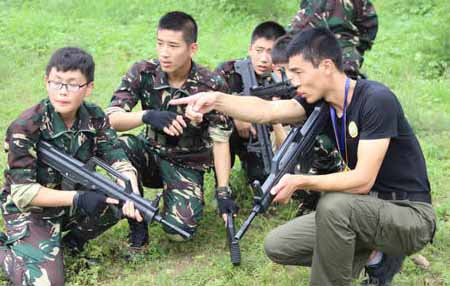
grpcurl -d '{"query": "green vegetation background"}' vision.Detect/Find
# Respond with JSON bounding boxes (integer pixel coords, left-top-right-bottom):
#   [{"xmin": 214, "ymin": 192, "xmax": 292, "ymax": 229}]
[{"xmin": 0, "ymin": 0, "xmax": 448, "ymax": 285}]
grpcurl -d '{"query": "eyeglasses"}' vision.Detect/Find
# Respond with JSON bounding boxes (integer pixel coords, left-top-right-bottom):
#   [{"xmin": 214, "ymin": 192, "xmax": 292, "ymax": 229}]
[{"xmin": 47, "ymin": 80, "xmax": 89, "ymax": 92}]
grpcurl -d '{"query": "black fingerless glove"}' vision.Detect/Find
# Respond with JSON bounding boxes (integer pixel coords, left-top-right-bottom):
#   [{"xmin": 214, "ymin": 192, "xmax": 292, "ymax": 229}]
[
  {"xmin": 73, "ymin": 192, "xmax": 108, "ymax": 217},
  {"xmin": 216, "ymin": 186, "xmax": 239, "ymax": 215},
  {"xmin": 142, "ymin": 110, "xmax": 178, "ymax": 131}
]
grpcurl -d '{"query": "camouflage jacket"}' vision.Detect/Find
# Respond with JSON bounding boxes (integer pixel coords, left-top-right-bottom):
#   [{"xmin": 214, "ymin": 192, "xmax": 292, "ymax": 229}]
[
  {"xmin": 107, "ymin": 59, "xmax": 232, "ymax": 171},
  {"xmin": 215, "ymin": 58, "xmax": 274, "ymax": 95},
  {"xmin": 1, "ymin": 98, "xmax": 132, "ymax": 215},
  {"xmin": 289, "ymin": 0, "xmax": 378, "ymax": 54}
]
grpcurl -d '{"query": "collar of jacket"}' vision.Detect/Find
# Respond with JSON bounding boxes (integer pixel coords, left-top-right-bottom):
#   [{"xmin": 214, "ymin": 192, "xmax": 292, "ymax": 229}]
[
  {"xmin": 42, "ymin": 99, "xmax": 96, "ymax": 140},
  {"xmin": 153, "ymin": 60, "xmax": 199, "ymax": 90}
]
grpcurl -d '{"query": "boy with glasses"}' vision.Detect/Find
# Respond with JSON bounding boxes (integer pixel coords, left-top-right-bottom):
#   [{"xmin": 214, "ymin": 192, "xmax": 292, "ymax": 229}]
[{"xmin": 0, "ymin": 47, "xmax": 142, "ymax": 285}]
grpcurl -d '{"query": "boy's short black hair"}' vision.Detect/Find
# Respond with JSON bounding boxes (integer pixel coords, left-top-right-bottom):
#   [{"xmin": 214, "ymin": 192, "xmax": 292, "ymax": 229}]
[
  {"xmin": 271, "ymin": 35, "xmax": 293, "ymax": 65},
  {"xmin": 158, "ymin": 11, "xmax": 198, "ymax": 44},
  {"xmin": 45, "ymin": 47, "xmax": 95, "ymax": 82},
  {"xmin": 251, "ymin": 21, "xmax": 286, "ymax": 44},
  {"xmin": 286, "ymin": 28, "xmax": 343, "ymax": 71}
]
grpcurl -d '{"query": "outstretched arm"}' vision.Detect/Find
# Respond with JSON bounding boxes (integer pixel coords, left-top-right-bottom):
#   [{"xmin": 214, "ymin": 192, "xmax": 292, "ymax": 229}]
[{"xmin": 170, "ymin": 92, "xmax": 306, "ymax": 125}]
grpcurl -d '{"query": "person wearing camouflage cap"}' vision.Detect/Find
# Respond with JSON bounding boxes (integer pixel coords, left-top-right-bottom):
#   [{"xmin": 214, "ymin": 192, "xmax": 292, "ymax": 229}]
[
  {"xmin": 107, "ymin": 11, "xmax": 233, "ymax": 247},
  {"xmin": 0, "ymin": 47, "xmax": 142, "ymax": 285},
  {"xmin": 289, "ymin": 0, "xmax": 378, "ymax": 79}
]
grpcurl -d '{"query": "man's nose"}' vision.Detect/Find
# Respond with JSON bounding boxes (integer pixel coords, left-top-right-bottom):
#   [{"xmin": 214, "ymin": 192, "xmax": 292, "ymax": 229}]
[
  {"xmin": 159, "ymin": 46, "xmax": 170, "ymax": 58},
  {"xmin": 260, "ymin": 51, "xmax": 271, "ymax": 63}
]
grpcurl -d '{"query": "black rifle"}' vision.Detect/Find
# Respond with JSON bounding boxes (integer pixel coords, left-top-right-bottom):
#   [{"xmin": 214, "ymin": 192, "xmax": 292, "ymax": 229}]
[
  {"xmin": 249, "ymin": 68, "xmax": 297, "ymax": 101},
  {"xmin": 37, "ymin": 141, "xmax": 192, "ymax": 240},
  {"xmin": 234, "ymin": 59, "xmax": 274, "ymax": 176},
  {"xmin": 234, "ymin": 102, "xmax": 329, "ymax": 241},
  {"xmin": 226, "ymin": 212, "xmax": 241, "ymax": 266}
]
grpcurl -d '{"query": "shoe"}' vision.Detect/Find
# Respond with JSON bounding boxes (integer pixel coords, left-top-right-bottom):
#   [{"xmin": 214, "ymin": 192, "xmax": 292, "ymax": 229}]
[
  {"xmin": 124, "ymin": 219, "xmax": 149, "ymax": 261},
  {"xmin": 128, "ymin": 219, "xmax": 149, "ymax": 248},
  {"xmin": 362, "ymin": 254, "xmax": 405, "ymax": 286},
  {"xmin": 62, "ymin": 232, "xmax": 99, "ymax": 267},
  {"xmin": 61, "ymin": 231, "xmax": 87, "ymax": 255}
]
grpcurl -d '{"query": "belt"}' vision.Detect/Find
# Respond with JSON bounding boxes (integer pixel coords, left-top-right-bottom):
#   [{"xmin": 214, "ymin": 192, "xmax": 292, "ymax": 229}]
[{"xmin": 374, "ymin": 191, "xmax": 432, "ymax": 204}]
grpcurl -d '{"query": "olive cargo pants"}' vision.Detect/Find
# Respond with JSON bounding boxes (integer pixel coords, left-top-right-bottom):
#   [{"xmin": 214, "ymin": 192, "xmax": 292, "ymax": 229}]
[{"xmin": 264, "ymin": 192, "xmax": 436, "ymax": 286}]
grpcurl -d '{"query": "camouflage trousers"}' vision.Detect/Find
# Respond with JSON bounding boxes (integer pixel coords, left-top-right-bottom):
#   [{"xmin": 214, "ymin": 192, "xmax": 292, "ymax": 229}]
[
  {"xmin": 0, "ymin": 203, "xmax": 119, "ymax": 286},
  {"xmin": 119, "ymin": 134, "xmax": 204, "ymax": 238}
]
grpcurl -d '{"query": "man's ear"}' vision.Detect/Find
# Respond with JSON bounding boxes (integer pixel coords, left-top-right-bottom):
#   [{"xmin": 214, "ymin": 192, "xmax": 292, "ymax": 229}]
[
  {"xmin": 190, "ymin": 42, "xmax": 198, "ymax": 57},
  {"xmin": 320, "ymin": 59, "xmax": 335, "ymax": 75},
  {"xmin": 84, "ymin": 82, "xmax": 94, "ymax": 98}
]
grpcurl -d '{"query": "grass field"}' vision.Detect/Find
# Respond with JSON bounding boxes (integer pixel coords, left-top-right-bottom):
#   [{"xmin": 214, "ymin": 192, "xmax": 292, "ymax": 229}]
[{"xmin": 0, "ymin": 0, "xmax": 449, "ymax": 285}]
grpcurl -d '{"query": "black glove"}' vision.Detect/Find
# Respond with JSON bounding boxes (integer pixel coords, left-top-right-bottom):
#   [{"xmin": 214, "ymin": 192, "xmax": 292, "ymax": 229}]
[
  {"xmin": 73, "ymin": 192, "xmax": 108, "ymax": 217},
  {"xmin": 142, "ymin": 110, "xmax": 178, "ymax": 131},
  {"xmin": 216, "ymin": 186, "xmax": 239, "ymax": 215}
]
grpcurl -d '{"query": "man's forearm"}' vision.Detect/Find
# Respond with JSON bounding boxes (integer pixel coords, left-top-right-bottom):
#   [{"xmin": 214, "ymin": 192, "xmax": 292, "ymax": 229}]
[
  {"xmin": 214, "ymin": 92, "xmax": 305, "ymax": 125},
  {"xmin": 298, "ymin": 169, "xmax": 373, "ymax": 195},
  {"xmin": 214, "ymin": 93, "xmax": 273, "ymax": 124},
  {"xmin": 108, "ymin": 111, "xmax": 146, "ymax": 131},
  {"xmin": 30, "ymin": 187, "xmax": 77, "ymax": 207},
  {"xmin": 213, "ymin": 141, "xmax": 231, "ymax": 187}
]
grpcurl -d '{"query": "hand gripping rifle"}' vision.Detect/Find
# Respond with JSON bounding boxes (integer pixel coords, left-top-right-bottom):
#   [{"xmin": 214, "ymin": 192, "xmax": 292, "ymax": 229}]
[
  {"xmin": 234, "ymin": 102, "xmax": 329, "ymax": 241},
  {"xmin": 37, "ymin": 141, "xmax": 192, "ymax": 239}
]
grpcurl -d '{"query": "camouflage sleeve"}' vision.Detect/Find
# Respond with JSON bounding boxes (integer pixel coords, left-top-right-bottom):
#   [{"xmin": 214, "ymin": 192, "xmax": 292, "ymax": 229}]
[
  {"xmin": 94, "ymin": 109, "xmax": 132, "ymax": 166},
  {"xmin": 214, "ymin": 63, "xmax": 231, "ymax": 94},
  {"xmin": 289, "ymin": 0, "xmax": 328, "ymax": 32},
  {"xmin": 207, "ymin": 75, "xmax": 233, "ymax": 143},
  {"xmin": 107, "ymin": 62, "xmax": 143, "ymax": 114},
  {"xmin": 4, "ymin": 121, "xmax": 41, "ymax": 210},
  {"xmin": 353, "ymin": 0, "xmax": 378, "ymax": 52}
]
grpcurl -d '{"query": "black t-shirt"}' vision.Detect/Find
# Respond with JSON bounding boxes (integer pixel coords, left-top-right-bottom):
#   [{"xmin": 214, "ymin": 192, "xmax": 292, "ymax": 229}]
[{"xmin": 295, "ymin": 79, "xmax": 430, "ymax": 194}]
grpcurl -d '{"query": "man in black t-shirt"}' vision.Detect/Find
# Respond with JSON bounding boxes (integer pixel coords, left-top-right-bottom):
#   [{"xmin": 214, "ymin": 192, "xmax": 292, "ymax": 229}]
[{"xmin": 170, "ymin": 28, "xmax": 435, "ymax": 286}]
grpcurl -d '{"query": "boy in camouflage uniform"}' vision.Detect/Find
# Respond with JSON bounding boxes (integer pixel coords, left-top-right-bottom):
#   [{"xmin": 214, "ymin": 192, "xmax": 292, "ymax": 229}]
[
  {"xmin": 0, "ymin": 47, "xmax": 142, "ymax": 286},
  {"xmin": 107, "ymin": 12, "xmax": 233, "ymax": 245},
  {"xmin": 215, "ymin": 21, "xmax": 286, "ymax": 187},
  {"xmin": 289, "ymin": 0, "xmax": 378, "ymax": 79}
]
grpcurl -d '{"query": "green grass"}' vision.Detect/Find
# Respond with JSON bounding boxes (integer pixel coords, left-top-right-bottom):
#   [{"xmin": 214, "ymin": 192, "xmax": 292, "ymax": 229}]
[{"xmin": 0, "ymin": 0, "xmax": 449, "ymax": 285}]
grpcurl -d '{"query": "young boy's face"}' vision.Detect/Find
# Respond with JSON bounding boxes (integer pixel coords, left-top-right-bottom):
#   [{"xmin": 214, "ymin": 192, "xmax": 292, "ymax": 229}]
[
  {"xmin": 248, "ymin": 37, "xmax": 275, "ymax": 76},
  {"xmin": 45, "ymin": 68, "xmax": 93, "ymax": 119},
  {"xmin": 156, "ymin": 29, "xmax": 197, "ymax": 75}
]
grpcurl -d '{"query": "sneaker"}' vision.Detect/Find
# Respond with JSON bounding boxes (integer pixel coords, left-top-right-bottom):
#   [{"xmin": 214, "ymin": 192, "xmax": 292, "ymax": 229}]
[{"xmin": 362, "ymin": 254, "xmax": 405, "ymax": 286}]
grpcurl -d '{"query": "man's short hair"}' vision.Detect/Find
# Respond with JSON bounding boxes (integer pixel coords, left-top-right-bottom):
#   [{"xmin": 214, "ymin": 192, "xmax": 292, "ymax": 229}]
[
  {"xmin": 271, "ymin": 35, "xmax": 293, "ymax": 65},
  {"xmin": 286, "ymin": 28, "xmax": 343, "ymax": 71},
  {"xmin": 158, "ymin": 11, "xmax": 198, "ymax": 44},
  {"xmin": 251, "ymin": 21, "xmax": 286, "ymax": 44},
  {"xmin": 45, "ymin": 47, "xmax": 95, "ymax": 82}
]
